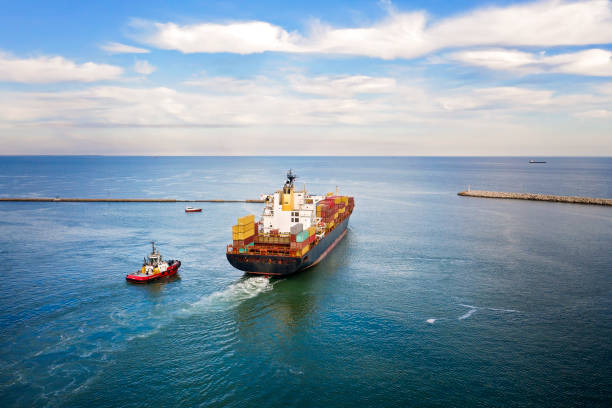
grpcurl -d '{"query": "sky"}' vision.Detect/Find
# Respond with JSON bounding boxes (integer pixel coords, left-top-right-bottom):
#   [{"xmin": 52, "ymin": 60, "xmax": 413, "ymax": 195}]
[{"xmin": 0, "ymin": 0, "xmax": 611, "ymax": 155}]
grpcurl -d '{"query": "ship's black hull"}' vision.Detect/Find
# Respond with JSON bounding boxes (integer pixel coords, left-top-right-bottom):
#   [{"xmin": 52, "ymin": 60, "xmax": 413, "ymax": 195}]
[{"xmin": 226, "ymin": 216, "xmax": 350, "ymax": 276}]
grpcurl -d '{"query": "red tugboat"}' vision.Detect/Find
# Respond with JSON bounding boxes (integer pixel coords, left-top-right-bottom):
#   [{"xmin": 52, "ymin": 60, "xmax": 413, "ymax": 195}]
[{"xmin": 126, "ymin": 242, "xmax": 181, "ymax": 283}]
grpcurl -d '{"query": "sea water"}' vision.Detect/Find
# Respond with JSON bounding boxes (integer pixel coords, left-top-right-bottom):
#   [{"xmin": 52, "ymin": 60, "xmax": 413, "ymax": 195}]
[{"xmin": 0, "ymin": 157, "xmax": 610, "ymax": 407}]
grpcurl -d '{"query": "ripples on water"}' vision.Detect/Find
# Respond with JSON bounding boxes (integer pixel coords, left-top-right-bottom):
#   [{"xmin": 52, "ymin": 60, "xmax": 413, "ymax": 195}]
[{"xmin": 0, "ymin": 157, "xmax": 610, "ymax": 407}]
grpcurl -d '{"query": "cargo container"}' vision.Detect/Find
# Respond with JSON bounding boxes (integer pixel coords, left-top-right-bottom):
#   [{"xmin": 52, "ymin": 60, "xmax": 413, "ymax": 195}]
[
  {"xmin": 238, "ymin": 214, "xmax": 255, "ymax": 225},
  {"xmin": 290, "ymin": 223, "xmax": 303, "ymax": 235},
  {"xmin": 296, "ymin": 230, "xmax": 309, "ymax": 243},
  {"xmin": 232, "ymin": 223, "xmax": 254, "ymax": 233}
]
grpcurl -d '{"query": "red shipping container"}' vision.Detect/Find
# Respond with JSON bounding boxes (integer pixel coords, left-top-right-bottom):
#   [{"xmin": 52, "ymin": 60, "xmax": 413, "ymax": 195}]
[{"xmin": 233, "ymin": 234, "xmax": 255, "ymax": 248}]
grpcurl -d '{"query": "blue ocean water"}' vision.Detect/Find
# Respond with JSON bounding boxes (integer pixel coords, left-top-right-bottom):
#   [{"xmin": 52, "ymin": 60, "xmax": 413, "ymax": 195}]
[{"xmin": 0, "ymin": 156, "xmax": 610, "ymax": 407}]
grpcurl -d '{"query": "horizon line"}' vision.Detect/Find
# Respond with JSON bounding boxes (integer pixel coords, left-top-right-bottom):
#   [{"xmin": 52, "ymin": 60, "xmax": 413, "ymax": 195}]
[{"xmin": 1, "ymin": 155, "xmax": 611, "ymax": 158}]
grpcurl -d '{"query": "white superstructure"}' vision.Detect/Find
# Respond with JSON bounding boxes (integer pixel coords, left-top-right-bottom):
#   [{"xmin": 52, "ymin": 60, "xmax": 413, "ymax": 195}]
[{"xmin": 259, "ymin": 170, "xmax": 325, "ymax": 234}]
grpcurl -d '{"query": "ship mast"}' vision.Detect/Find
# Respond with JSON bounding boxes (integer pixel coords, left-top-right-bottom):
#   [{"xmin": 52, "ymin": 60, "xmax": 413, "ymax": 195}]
[
  {"xmin": 286, "ymin": 169, "xmax": 297, "ymax": 186},
  {"xmin": 284, "ymin": 169, "xmax": 297, "ymax": 192}
]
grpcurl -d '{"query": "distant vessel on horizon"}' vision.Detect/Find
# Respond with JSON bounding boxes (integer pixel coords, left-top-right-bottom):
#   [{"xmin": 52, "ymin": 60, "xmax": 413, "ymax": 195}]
[{"xmin": 529, "ymin": 160, "xmax": 547, "ymax": 164}]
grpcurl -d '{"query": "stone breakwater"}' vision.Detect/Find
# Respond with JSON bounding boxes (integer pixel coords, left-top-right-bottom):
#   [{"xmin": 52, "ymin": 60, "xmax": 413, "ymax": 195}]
[
  {"xmin": 0, "ymin": 198, "xmax": 264, "ymax": 203},
  {"xmin": 458, "ymin": 190, "xmax": 612, "ymax": 206}
]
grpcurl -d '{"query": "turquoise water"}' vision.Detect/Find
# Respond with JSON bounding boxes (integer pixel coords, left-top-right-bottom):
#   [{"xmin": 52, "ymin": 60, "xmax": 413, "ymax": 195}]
[{"xmin": 0, "ymin": 157, "xmax": 610, "ymax": 407}]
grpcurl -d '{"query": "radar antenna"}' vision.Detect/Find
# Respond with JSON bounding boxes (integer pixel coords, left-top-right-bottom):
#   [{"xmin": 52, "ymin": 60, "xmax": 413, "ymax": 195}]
[
  {"xmin": 151, "ymin": 241, "xmax": 156, "ymax": 254},
  {"xmin": 286, "ymin": 169, "xmax": 297, "ymax": 187}
]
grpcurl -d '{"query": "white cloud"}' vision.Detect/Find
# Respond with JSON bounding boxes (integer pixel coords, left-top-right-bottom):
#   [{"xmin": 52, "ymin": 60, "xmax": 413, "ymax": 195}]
[
  {"xmin": 0, "ymin": 53, "xmax": 123, "ymax": 83},
  {"xmin": 546, "ymin": 49, "xmax": 612, "ymax": 76},
  {"xmin": 428, "ymin": 0, "xmax": 612, "ymax": 49},
  {"xmin": 438, "ymin": 87, "xmax": 555, "ymax": 111},
  {"xmin": 182, "ymin": 72, "xmax": 278, "ymax": 94},
  {"xmin": 1, "ymin": 76, "xmax": 611, "ymax": 154},
  {"xmin": 450, "ymin": 48, "xmax": 612, "ymax": 76},
  {"xmin": 574, "ymin": 109, "xmax": 612, "ymax": 118},
  {"xmin": 449, "ymin": 49, "xmax": 537, "ymax": 72},
  {"xmin": 182, "ymin": 72, "xmax": 397, "ymax": 98},
  {"xmin": 288, "ymin": 75, "xmax": 396, "ymax": 96},
  {"xmin": 101, "ymin": 42, "xmax": 150, "ymax": 54},
  {"xmin": 435, "ymin": 85, "xmax": 612, "ymax": 112},
  {"xmin": 0, "ymin": 74, "xmax": 428, "ymax": 128},
  {"xmin": 140, "ymin": 21, "xmax": 301, "ymax": 54},
  {"xmin": 1, "ymin": 74, "xmax": 609, "ymax": 128},
  {"xmin": 133, "ymin": 60, "xmax": 156, "ymax": 75},
  {"xmin": 134, "ymin": 0, "xmax": 612, "ymax": 60}
]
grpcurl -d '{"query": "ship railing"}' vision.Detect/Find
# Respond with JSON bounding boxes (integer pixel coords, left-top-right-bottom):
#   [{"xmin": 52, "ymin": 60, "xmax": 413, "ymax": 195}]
[
  {"xmin": 227, "ymin": 244, "xmax": 299, "ymax": 258},
  {"xmin": 257, "ymin": 232, "xmax": 291, "ymax": 238}
]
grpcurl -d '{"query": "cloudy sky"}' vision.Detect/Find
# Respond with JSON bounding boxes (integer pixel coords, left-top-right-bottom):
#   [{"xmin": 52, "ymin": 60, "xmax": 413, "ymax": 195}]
[{"xmin": 1, "ymin": 0, "xmax": 611, "ymax": 155}]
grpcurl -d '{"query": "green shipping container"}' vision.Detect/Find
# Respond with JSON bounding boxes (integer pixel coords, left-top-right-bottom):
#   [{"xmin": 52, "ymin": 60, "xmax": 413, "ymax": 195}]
[{"xmin": 296, "ymin": 230, "xmax": 309, "ymax": 243}]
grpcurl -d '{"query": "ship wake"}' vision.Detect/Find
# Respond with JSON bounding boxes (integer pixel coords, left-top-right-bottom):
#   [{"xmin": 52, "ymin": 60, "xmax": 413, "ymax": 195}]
[{"xmin": 186, "ymin": 277, "xmax": 277, "ymax": 313}]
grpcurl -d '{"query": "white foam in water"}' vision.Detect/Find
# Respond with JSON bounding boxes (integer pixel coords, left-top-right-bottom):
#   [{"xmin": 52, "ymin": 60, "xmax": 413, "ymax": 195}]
[
  {"xmin": 488, "ymin": 307, "xmax": 520, "ymax": 313},
  {"xmin": 457, "ymin": 303, "xmax": 520, "ymax": 320},
  {"xmin": 458, "ymin": 304, "xmax": 477, "ymax": 309},
  {"xmin": 187, "ymin": 277, "xmax": 275, "ymax": 312},
  {"xmin": 426, "ymin": 318, "xmax": 436, "ymax": 324},
  {"xmin": 126, "ymin": 324, "xmax": 163, "ymax": 342},
  {"xmin": 458, "ymin": 308, "xmax": 477, "ymax": 320}
]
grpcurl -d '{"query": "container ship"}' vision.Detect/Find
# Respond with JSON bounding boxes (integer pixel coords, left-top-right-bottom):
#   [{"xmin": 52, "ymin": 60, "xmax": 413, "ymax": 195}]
[{"xmin": 226, "ymin": 170, "xmax": 354, "ymax": 276}]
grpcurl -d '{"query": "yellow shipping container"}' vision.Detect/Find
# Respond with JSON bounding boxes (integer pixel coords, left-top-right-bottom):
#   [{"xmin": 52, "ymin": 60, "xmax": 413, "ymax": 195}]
[
  {"xmin": 308, "ymin": 226, "xmax": 316, "ymax": 236},
  {"xmin": 342, "ymin": 196, "xmax": 348, "ymax": 204},
  {"xmin": 232, "ymin": 222, "xmax": 254, "ymax": 233},
  {"xmin": 334, "ymin": 212, "xmax": 338, "ymax": 218},
  {"xmin": 316, "ymin": 206, "xmax": 321, "ymax": 216},
  {"xmin": 326, "ymin": 222, "xmax": 335, "ymax": 229},
  {"xmin": 334, "ymin": 197, "xmax": 341, "ymax": 204},
  {"xmin": 238, "ymin": 214, "xmax": 255, "ymax": 226},
  {"xmin": 232, "ymin": 227, "xmax": 255, "ymax": 240},
  {"xmin": 326, "ymin": 192, "xmax": 333, "ymax": 197},
  {"xmin": 338, "ymin": 207, "xmax": 345, "ymax": 213},
  {"xmin": 301, "ymin": 245, "xmax": 310, "ymax": 256}
]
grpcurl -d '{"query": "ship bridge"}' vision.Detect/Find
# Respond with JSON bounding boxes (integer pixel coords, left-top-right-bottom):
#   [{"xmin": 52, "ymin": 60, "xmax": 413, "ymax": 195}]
[{"xmin": 260, "ymin": 170, "xmax": 324, "ymax": 234}]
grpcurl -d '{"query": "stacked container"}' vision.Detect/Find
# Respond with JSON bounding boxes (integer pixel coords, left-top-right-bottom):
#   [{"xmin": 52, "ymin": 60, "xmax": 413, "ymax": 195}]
[
  {"xmin": 233, "ymin": 214, "xmax": 256, "ymax": 249},
  {"xmin": 296, "ymin": 230, "xmax": 309, "ymax": 243},
  {"xmin": 290, "ymin": 223, "xmax": 303, "ymax": 235},
  {"xmin": 255, "ymin": 235, "xmax": 290, "ymax": 245},
  {"xmin": 228, "ymin": 195, "xmax": 355, "ymax": 258},
  {"xmin": 317, "ymin": 197, "xmax": 337, "ymax": 231},
  {"xmin": 316, "ymin": 195, "xmax": 355, "ymax": 233}
]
